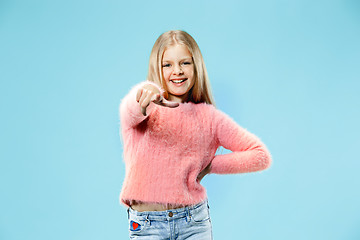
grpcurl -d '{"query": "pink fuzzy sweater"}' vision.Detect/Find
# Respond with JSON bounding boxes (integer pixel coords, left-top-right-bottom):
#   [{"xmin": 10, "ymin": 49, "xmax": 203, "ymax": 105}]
[{"xmin": 119, "ymin": 81, "xmax": 272, "ymax": 208}]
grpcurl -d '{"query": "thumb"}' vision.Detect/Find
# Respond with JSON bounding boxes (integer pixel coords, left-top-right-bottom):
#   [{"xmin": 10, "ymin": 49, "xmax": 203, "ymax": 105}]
[{"xmin": 159, "ymin": 98, "xmax": 180, "ymax": 108}]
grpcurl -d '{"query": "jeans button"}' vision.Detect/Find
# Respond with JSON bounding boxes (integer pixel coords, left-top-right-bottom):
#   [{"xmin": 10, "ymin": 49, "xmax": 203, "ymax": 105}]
[{"xmin": 168, "ymin": 212, "xmax": 173, "ymax": 217}]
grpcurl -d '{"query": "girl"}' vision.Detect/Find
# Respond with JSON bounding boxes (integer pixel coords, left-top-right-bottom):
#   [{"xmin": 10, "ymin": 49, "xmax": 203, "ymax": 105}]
[{"xmin": 119, "ymin": 30, "xmax": 272, "ymax": 239}]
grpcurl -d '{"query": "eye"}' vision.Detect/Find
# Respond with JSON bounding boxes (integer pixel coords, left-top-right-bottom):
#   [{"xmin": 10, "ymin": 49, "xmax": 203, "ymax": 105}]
[
  {"xmin": 182, "ymin": 61, "xmax": 192, "ymax": 65},
  {"xmin": 162, "ymin": 63, "xmax": 171, "ymax": 68}
]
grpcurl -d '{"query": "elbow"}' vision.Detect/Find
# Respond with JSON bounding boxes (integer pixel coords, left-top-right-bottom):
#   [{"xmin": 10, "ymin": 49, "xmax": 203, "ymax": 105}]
[{"xmin": 256, "ymin": 149, "xmax": 272, "ymax": 171}]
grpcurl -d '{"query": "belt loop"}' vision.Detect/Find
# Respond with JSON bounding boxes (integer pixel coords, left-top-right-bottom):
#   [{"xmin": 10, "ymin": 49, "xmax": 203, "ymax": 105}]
[
  {"xmin": 187, "ymin": 206, "xmax": 191, "ymax": 222},
  {"xmin": 146, "ymin": 214, "xmax": 151, "ymax": 226}
]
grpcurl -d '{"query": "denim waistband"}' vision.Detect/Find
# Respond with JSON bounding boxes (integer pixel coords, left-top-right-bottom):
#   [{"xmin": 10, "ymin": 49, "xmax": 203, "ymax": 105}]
[{"xmin": 127, "ymin": 199, "xmax": 209, "ymax": 221}]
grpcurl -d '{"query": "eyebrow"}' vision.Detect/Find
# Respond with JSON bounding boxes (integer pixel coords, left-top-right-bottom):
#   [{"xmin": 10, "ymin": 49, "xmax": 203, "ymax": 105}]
[{"xmin": 162, "ymin": 57, "xmax": 193, "ymax": 62}]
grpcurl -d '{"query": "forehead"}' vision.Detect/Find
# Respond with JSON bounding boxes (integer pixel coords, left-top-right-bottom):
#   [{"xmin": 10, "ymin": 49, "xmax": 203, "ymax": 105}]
[{"xmin": 162, "ymin": 44, "xmax": 192, "ymax": 61}]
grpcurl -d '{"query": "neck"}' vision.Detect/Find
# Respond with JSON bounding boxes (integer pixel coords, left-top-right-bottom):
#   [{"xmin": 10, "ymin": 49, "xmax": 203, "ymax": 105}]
[{"xmin": 168, "ymin": 93, "xmax": 189, "ymax": 103}]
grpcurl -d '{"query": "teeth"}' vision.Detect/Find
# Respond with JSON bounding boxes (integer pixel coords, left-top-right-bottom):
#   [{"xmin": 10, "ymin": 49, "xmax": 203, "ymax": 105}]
[{"xmin": 172, "ymin": 79, "xmax": 186, "ymax": 83}]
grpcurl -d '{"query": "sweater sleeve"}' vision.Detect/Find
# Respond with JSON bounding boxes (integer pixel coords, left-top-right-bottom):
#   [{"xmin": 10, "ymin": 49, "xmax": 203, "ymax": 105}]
[
  {"xmin": 119, "ymin": 80, "xmax": 165, "ymax": 129},
  {"xmin": 209, "ymin": 109, "xmax": 272, "ymax": 174}
]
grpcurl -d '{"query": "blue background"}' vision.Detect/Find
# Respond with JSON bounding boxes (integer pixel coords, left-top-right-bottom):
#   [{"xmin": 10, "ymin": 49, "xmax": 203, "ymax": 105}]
[{"xmin": 1, "ymin": 0, "xmax": 359, "ymax": 239}]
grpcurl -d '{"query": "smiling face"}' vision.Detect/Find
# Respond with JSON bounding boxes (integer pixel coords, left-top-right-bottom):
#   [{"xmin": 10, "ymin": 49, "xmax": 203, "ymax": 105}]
[{"xmin": 161, "ymin": 44, "xmax": 195, "ymax": 103}]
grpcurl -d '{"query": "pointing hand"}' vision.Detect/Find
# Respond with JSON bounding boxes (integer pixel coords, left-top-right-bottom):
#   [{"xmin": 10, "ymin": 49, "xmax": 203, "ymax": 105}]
[{"xmin": 136, "ymin": 83, "xmax": 179, "ymax": 116}]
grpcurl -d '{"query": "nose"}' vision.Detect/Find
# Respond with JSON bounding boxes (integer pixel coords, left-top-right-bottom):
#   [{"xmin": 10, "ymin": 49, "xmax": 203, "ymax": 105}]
[{"xmin": 173, "ymin": 64, "xmax": 183, "ymax": 75}]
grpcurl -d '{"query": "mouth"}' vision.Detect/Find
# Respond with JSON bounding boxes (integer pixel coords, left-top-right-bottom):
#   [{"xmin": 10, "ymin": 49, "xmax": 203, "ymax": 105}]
[{"xmin": 170, "ymin": 78, "xmax": 187, "ymax": 84}]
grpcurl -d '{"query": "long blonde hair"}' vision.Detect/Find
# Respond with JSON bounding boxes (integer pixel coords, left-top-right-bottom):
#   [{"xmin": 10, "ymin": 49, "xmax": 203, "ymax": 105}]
[{"xmin": 147, "ymin": 30, "xmax": 215, "ymax": 106}]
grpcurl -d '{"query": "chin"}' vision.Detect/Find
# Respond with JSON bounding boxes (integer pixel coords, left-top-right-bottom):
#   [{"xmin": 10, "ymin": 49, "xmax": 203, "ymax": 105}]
[{"xmin": 171, "ymin": 90, "xmax": 189, "ymax": 96}]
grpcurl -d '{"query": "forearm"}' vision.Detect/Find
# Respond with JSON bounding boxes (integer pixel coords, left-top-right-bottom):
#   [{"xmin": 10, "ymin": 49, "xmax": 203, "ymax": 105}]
[{"xmin": 209, "ymin": 146, "xmax": 272, "ymax": 174}]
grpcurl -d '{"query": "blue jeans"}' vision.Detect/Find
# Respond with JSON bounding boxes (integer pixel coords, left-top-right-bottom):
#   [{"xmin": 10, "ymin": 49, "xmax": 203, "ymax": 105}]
[{"xmin": 127, "ymin": 199, "xmax": 213, "ymax": 239}]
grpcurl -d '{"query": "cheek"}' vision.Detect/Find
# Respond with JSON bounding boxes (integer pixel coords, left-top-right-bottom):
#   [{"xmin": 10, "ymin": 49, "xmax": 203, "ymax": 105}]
[
  {"xmin": 185, "ymin": 67, "xmax": 194, "ymax": 78},
  {"xmin": 162, "ymin": 69, "xmax": 171, "ymax": 80}
]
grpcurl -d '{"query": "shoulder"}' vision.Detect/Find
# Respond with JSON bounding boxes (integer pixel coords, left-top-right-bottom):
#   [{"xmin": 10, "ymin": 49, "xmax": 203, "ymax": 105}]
[{"xmin": 204, "ymin": 105, "xmax": 239, "ymax": 128}]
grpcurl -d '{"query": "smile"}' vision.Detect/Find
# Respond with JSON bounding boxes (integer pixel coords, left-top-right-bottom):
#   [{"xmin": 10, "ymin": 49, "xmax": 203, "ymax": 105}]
[{"xmin": 171, "ymin": 78, "xmax": 187, "ymax": 83}]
